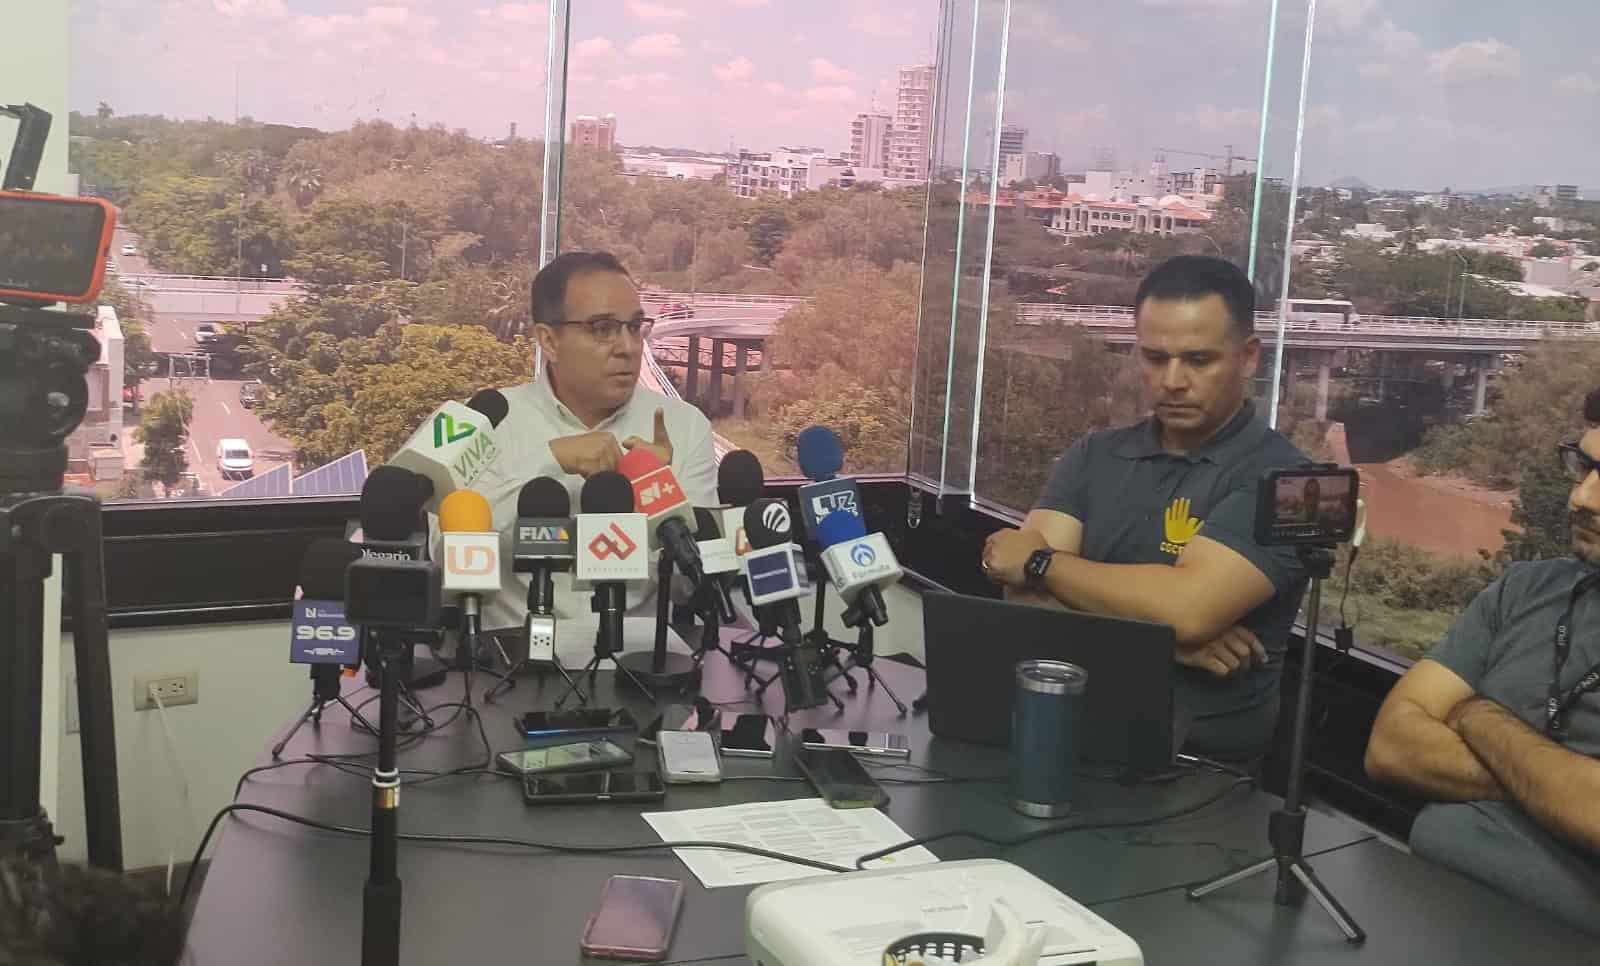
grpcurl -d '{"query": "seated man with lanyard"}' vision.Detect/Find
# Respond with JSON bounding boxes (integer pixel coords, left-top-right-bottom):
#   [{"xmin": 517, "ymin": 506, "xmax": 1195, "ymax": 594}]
[
  {"xmin": 1365, "ymin": 387, "xmax": 1600, "ymax": 935},
  {"xmin": 982, "ymin": 256, "xmax": 1310, "ymax": 758}
]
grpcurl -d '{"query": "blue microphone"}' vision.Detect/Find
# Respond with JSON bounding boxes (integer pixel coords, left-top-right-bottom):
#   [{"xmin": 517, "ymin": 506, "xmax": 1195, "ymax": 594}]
[{"xmin": 795, "ymin": 426, "xmax": 860, "ymax": 542}]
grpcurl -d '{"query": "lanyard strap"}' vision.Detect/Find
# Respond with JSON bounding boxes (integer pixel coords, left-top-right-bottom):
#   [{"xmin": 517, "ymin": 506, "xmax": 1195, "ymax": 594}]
[{"xmin": 1546, "ymin": 573, "xmax": 1600, "ymax": 737}]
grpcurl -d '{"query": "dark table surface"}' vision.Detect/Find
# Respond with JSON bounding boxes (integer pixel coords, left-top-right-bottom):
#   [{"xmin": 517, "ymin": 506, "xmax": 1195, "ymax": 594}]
[{"xmin": 186, "ymin": 648, "xmax": 1586, "ymax": 965}]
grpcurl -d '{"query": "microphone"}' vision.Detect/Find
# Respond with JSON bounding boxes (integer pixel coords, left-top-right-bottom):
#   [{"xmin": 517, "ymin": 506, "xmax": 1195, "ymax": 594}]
[
  {"xmin": 795, "ymin": 425, "xmax": 860, "ymax": 543},
  {"xmin": 357, "ymin": 465, "xmax": 431, "ymax": 562},
  {"xmin": 717, "ymin": 449, "xmax": 765, "ymax": 560},
  {"xmin": 291, "ymin": 538, "xmax": 364, "ymax": 665},
  {"xmin": 439, "ymin": 489, "xmax": 500, "ymax": 672},
  {"xmin": 575, "ymin": 471, "xmax": 650, "ymax": 658},
  {"xmin": 691, "ymin": 506, "xmax": 740, "ymax": 620},
  {"xmin": 512, "ymin": 477, "xmax": 573, "ymax": 663},
  {"xmin": 387, "ymin": 389, "xmax": 507, "ymax": 511},
  {"xmin": 742, "ymin": 498, "xmax": 828, "ymax": 711},
  {"xmin": 617, "ymin": 448, "xmax": 709, "ymax": 587},
  {"xmin": 816, "ymin": 509, "xmax": 902, "ymax": 628}
]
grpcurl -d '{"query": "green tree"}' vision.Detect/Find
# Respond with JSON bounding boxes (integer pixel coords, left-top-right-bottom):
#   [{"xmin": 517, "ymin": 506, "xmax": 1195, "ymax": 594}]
[
  {"xmin": 121, "ymin": 318, "xmax": 157, "ymax": 392},
  {"xmin": 135, "ymin": 390, "xmax": 192, "ymax": 487},
  {"xmin": 1529, "ymin": 241, "xmax": 1562, "ymax": 259},
  {"xmin": 745, "ymin": 203, "xmax": 791, "ymax": 266}
]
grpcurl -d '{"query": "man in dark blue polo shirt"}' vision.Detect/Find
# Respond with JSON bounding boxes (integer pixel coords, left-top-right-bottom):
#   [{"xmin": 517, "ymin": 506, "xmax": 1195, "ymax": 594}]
[
  {"xmin": 1364, "ymin": 387, "xmax": 1600, "ymax": 934},
  {"xmin": 983, "ymin": 256, "xmax": 1309, "ymax": 756}
]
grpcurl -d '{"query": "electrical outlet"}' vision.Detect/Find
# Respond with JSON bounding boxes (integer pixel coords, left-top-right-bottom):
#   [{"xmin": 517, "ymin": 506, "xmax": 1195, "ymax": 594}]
[{"xmin": 133, "ymin": 671, "xmax": 199, "ymax": 711}]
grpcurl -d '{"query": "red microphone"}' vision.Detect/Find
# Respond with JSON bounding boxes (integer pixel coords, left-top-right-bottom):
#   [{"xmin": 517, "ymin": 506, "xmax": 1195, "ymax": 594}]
[{"xmin": 617, "ymin": 448, "xmax": 706, "ymax": 587}]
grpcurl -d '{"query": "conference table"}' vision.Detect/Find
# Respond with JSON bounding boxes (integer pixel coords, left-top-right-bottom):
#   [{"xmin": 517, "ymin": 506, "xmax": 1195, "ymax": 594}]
[{"xmin": 187, "ymin": 640, "xmax": 1594, "ymax": 965}]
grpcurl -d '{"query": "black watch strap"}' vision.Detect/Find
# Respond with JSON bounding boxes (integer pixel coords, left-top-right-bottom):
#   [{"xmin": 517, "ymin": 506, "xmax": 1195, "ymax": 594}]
[{"xmin": 1025, "ymin": 549, "xmax": 1055, "ymax": 583}]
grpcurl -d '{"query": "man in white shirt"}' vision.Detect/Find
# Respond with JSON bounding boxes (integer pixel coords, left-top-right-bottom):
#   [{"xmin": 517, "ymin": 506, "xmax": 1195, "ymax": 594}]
[{"xmin": 433, "ymin": 251, "xmax": 719, "ymax": 632}]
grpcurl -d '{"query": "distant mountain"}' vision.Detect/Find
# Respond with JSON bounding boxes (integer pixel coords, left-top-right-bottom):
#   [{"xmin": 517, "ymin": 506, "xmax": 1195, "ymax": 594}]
[{"xmin": 1328, "ymin": 176, "xmax": 1372, "ymax": 191}]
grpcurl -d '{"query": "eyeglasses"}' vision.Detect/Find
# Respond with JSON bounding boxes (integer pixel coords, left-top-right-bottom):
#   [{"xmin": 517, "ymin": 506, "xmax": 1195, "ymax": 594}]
[
  {"xmin": 545, "ymin": 316, "xmax": 655, "ymax": 343},
  {"xmin": 1558, "ymin": 442, "xmax": 1600, "ymax": 484}
]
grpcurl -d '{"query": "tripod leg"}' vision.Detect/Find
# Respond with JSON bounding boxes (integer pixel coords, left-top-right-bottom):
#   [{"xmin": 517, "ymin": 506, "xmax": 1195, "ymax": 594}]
[
  {"xmin": 1186, "ymin": 856, "xmax": 1277, "ymax": 899},
  {"xmin": 610, "ymin": 658, "xmax": 654, "ymax": 702},
  {"xmin": 865, "ymin": 666, "xmax": 908, "ymax": 715},
  {"xmin": 555, "ymin": 657, "xmax": 599, "ymax": 709},
  {"xmin": 1290, "ymin": 861, "xmax": 1366, "ymax": 944},
  {"xmin": 271, "ymin": 703, "xmax": 321, "ymax": 759},
  {"xmin": 337, "ymin": 694, "xmax": 381, "ymax": 737},
  {"xmin": 483, "ymin": 663, "xmax": 522, "ymax": 704}
]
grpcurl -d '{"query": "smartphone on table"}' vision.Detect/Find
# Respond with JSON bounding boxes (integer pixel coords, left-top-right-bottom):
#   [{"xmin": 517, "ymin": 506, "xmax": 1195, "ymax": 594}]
[
  {"xmin": 799, "ymin": 728, "xmax": 911, "ymax": 759},
  {"xmin": 523, "ymin": 771, "xmax": 667, "ymax": 805},
  {"xmin": 580, "ymin": 874, "xmax": 684, "ymax": 961},
  {"xmin": 495, "ymin": 739, "xmax": 633, "ymax": 777},
  {"xmin": 796, "ymin": 746, "xmax": 889, "ymax": 809},
  {"xmin": 514, "ymin": 707, "xmax": 637, "ymax": 743},
  {"xmin": 718, "ymin": 713, "xmax": 778, "ymax": 758}
]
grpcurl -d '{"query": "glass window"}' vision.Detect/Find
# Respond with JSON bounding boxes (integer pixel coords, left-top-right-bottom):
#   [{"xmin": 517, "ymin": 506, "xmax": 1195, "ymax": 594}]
[
  {"xmin": 1290, "ymin": 2, "xmax": 1600, "ymax": 664},
  {"xmin": 557, "ymin": 1, "xmax": 939, "ymax": 478},
  {"xmin": 69, "ymin": 0, "xmax": 551, "ymax": 503}
]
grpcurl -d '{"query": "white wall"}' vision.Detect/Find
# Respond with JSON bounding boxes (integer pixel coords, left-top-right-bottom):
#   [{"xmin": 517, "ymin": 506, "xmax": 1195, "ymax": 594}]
[{"xmin": 54, "ymin": 585, "xmax": 926, "ymax": 870}]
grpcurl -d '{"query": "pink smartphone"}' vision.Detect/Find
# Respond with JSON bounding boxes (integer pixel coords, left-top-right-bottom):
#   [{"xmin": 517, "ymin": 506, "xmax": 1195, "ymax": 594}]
[{"xmin": 579, "ymin": 875, "xmax": 684, "ymax": 961}]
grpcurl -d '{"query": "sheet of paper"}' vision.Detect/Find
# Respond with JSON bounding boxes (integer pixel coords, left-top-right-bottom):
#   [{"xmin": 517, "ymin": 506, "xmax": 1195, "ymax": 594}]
[{"xmin": 641, "ymin": 798, "xmax": 939, "ymax": 889}]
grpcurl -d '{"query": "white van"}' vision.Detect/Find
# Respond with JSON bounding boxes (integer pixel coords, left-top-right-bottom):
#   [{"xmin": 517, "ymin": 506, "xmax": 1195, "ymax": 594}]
[
  {"xmin": 216, "ymin": 438, "xmax": 254, "ymax": 479},
  {"xmin": 1282, "ymin": 299, "xmax": 1360, "ymax": 327}
]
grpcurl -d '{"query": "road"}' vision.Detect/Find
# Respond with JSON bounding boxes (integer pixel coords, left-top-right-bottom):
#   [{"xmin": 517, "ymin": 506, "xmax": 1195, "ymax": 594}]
[
  {"xmin": 115, "ymin": 227, "xmax": 291, "ymax": 496},
  {"xmin": 153, "ymin": 374, "xmax": 292, "ymax": 497}
]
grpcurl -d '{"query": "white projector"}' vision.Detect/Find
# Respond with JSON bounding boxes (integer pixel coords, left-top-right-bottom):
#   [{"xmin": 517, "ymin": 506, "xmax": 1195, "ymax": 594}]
[{"xmin": 745, "ymin": 859, "xmax": 1143, "ymax": 966}]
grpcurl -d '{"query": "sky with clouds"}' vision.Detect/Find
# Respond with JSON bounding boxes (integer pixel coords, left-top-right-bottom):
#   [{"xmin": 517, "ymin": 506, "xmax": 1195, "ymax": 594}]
[{"xmin": 71, "ymin": 0, "xmax": 1596, "ymax": 191}]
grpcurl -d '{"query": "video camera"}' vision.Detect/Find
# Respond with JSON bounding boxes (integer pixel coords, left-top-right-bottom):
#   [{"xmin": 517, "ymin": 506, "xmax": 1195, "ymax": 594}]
[
  {"xmin": 0, "ymin": 102, "xmax": 119, "ymax": 494},
  {"xmin": 1253, "ymin": 464, "xmax": 1360, "ymax": 547}
]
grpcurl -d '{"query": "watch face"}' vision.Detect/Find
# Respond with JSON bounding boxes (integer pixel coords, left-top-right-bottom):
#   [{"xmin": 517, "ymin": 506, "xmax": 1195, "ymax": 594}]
[{"xmin": 1026, "ymin": 549, "xmax": 1053, "ymax": 579}]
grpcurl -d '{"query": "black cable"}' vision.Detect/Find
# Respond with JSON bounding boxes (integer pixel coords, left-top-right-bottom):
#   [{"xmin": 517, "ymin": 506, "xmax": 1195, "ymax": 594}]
[
  {"xmin": 177, "ymin": 802, "xmax": 852, "ymax": 910},
  {"xmin": 1337, "ymin": 545, "xmax": 1360, "ymax": 631},
  {"xmin": 851, "ymin": 775, "xmax": 1255, "ymax": 869}
]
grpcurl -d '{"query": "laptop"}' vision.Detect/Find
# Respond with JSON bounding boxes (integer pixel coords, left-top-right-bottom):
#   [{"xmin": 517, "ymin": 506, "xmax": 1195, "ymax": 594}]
[{"xmin": 921, "ymin": 592, "xmax": 1177, "ymax": 772}]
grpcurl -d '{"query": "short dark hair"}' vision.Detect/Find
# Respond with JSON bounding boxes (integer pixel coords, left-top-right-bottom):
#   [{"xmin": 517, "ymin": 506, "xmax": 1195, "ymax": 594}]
[
  {"xmin": 1134, "ymin": 255, "xmax": 1256, "ymax": 341},
  {"xmin": 1586, "ymin": 387, "xmax": 1600, "ymax": 425},
  {"xmin": 0, "ymin": 858, "xmax": 185, "ymax": 965},
  {"xmin": 529, "ymin": 251, "xmax": 631, "ymax": 324}
]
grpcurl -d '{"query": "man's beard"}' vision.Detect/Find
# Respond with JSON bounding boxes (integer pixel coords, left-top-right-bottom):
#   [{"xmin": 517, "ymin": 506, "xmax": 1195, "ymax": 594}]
[{"xmin": 1572, "ymin": 510, "xmax": 1600, "ymax": 566}]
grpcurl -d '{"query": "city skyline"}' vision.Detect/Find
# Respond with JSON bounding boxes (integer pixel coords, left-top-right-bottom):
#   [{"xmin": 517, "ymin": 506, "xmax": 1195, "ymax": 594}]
[{"xmin": 68, "ymin": 1, "xmax": 1598, "ymax": 192}]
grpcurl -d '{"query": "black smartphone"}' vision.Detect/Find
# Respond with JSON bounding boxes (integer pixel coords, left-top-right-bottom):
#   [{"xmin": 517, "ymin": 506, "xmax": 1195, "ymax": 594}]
[
  {"xmin": 719, "ymin": 713, "xmax": 777, "ymax": 758},
  {"xmin": 496, "ymin": 739, "xmax": 634, "ymax": 776},
  {"xmin": 514, "ymin": 707, "xmax": 638, "ymax": 743},
  {"xmin": 522, "ymin": 771, "xmax": 668, "ymax": 805},
  {"xmin": 795, "ymin": 747, "xmax": 889, "ymax": 809}
]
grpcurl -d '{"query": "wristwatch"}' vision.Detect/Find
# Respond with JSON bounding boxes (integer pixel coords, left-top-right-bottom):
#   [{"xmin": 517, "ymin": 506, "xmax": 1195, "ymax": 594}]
[{"xmin": 1024, "ymin": 548, "xmax": 1056, "ymax": 584}]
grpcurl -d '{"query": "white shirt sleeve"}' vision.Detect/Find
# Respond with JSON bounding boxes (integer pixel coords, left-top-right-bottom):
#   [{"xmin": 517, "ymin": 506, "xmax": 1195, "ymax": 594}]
[{"xmin": 674, "ymin": 412, "xmax": 720, "ymax": 509}]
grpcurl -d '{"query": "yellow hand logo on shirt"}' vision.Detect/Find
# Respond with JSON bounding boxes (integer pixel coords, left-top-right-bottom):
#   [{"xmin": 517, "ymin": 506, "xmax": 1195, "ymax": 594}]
[{"xmin": 1161, "ymin": 497, "xmax": 1203, "ymax": 556}]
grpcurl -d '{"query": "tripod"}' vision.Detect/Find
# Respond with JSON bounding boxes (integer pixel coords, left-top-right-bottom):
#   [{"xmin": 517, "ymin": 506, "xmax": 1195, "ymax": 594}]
[
  {"xmin": 825, "ymin": 618, "xmax": 906, "ymax": 715},
  {"xmin": 484, "ymin": 612, "xmax": 585, "ymax": 704},
  {"xmin": 1186, "ymin": 546, "xmax": 1366, "ymax": 944},
  {"xmin": 555, "ymin": 588, "xmax": 651, "ymax": 708},
  {"xmin": 272, "ymin": 664, "xmax": 377, "ymax": 758},
  {"xmin": 1, "ymin": 489, "xmax": 123, "ymax": 871}
]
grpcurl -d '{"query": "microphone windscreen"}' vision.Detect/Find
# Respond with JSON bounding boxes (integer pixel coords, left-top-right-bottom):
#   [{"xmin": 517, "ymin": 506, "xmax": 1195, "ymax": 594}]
[
  {"xmin": 693, "ymin": 507, "xmax": 721, "ymax": 541},
  {"xmin": 816, "ymin": 506, "xmax": 867, "ymax": 549},
  {"xmin": 718, "ymin": 450, "xmax": 765, "ymax": 505},
  {"xmin": 466, "ymin": 388, "xmax": 510, "ymax": 428},
  {"xmin": 744, "ymin": 498, "xmax": 795, "ymax": 549},
  {"xmin": 298, "ymin": 537, "xmax": 364, "ymax": 599},
  {"xmin": 362, "ymin": 465, "xmax": 429, "ymax": 540},
  {"xmin": 581, "ymin": 471, "xmax": 636, "ymax": 514},
  {"xmin": 796, "ymin": 426, "xmax": 844, "ymax": 482},
  {"xmin": 617, "ymin": 447, "xmax": 662, "ymax": 479},
  {"xmin": 517, "ymin": 477, "xmax": 570, "ymax": 517},
  {"xmin": 439, "ymin": 489, "xmax": 493, "ymax": 532}
]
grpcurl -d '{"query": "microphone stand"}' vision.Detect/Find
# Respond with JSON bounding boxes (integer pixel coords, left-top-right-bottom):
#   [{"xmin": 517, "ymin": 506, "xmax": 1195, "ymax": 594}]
[
  {"xmin": 751, "ymin": 612, "xmax": 844, "ymax": 714},
  {"xmin": 484, "ymin": 566, "xmax": 583, "ymax": 704},
  {"xmin": 555, "ymin": 583, "xmax": 652, "ymax": 708},
  {"xmin": 617, "ymin": 554, "xmax": 702, "ymax": 691},
  {"xmin": 361, "ymin": 630, "xmax": 404, "ymax": 966},
  {"xmin": 272, "ymin": 664, "xmax": 380, "ymax": 759},
  {"xmin": 1186, "ymin": 545, "xmax": 1366, "ymax": 944},
  {"xmin": 825, "ymin": 608, "xmax": 906, "ymax": 715}
]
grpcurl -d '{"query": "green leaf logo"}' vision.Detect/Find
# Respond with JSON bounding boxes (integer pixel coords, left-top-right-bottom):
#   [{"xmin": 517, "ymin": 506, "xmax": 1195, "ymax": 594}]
[{"xmin": 432, "ymin": 412, "xmax": 476, "ymax": 448}]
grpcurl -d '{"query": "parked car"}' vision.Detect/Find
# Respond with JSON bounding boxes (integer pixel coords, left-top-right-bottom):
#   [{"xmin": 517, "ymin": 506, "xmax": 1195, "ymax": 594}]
[
  {"xmin": 239, "ymin": 380, "xmax": 265, "ymax": 409},
  {"xmin": 122, "ymin": 384, "xmax": 141, "ymax": 407},
  {"xmin": 216, "ymin": 438, "xmax": 254, "ymax": 480},
  {"xmin": 194, "ymin": 322, "xmax": 221, "ymax": 346},
  {"xmin": 120, "ymin": 243, "xmax": 137, "ymax": 257}
]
